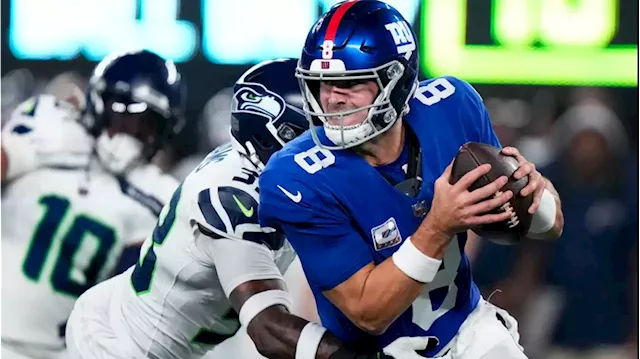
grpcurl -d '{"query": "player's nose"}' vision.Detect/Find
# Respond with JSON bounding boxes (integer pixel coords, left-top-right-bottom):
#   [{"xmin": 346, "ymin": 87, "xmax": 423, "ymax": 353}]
[{"xmin": 326, "ymin": 87, "xmax": 348, "ymax": 108}]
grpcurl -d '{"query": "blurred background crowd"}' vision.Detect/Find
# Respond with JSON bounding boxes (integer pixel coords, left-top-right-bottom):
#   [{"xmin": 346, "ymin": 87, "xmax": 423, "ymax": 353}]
[{"xmin": 1, "ymin": 1, "xmax": 638, "ymax": 359}]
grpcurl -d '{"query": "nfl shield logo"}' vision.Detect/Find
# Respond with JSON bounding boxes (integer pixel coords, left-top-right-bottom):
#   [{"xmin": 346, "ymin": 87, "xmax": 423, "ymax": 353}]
[{"xmin": 321, "ymin": 61, "xmax": 330, "ymax": 69}]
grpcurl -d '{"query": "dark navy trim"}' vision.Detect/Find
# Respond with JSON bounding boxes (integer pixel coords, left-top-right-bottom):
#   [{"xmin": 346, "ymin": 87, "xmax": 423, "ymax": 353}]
[{"xmin": 116, "ymin": 177, "xmax": 164, "ymax": 217}]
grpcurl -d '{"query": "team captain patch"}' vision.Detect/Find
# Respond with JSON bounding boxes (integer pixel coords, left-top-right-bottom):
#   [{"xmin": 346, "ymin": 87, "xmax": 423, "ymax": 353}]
[{"xmin": 370, "ymin": 217, "xmax": 402, "ymax": 251}]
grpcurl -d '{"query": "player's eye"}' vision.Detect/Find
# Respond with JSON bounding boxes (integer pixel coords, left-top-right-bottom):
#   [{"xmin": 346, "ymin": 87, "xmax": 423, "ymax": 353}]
[{"xmin": 322, "ymin": 79, "xmax": 369, "ymax": 89}]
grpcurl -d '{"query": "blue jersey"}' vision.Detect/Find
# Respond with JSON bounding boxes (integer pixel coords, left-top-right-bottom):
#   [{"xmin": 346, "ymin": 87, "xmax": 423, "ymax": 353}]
[{"xmin": 258, "ymin": 76, "xmax": 502, "ymax": 355}]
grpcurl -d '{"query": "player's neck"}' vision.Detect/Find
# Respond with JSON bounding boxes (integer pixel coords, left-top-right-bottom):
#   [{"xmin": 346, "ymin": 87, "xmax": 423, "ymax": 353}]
[{"xmin": 358, "ymin": 120, "xmax": 405, "ymax": 167}]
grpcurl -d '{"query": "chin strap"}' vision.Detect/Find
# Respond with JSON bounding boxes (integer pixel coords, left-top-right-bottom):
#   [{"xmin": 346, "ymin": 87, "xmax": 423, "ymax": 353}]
[{"xmin": 393, "ymin": 124, "xmax": 422, "ymax": 198}]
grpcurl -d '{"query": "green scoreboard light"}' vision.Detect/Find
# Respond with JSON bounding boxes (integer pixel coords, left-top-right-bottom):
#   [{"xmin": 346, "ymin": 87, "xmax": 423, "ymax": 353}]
[{"xmin": 420, "ymin": 0, "xmax": 637, "ymax": 87}]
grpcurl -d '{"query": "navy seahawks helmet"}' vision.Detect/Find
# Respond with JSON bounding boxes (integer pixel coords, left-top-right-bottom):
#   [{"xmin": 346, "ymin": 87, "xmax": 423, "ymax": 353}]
[
  {"xmin": 297, "ymin": 0, "xmax": 419, "ymax": 149},
  {"xmin": 84, "ymin": 49, "xmax": 186, "ymax": 174},
  {"xmin": 231, "ymin": 58, "xmax": 309, "ymax": 167}
]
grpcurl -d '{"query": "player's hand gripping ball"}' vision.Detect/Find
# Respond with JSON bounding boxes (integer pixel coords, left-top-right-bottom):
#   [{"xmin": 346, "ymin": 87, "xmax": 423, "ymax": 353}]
[{"xmin": 450, "ymin": 142, "xmax": 534, "ymax": 244}]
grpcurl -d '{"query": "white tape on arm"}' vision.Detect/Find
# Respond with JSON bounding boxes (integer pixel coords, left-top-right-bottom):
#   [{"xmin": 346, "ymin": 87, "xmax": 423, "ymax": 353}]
[
  {"xmin": 295, "ymin": 322, "xmax": 327, "ymax": 359},
  {"xmin": 528, "ymin": 188, "xmax": 557, "ymax": 234},
  {"xmin": 238, "ymin": 289, "xmax": 293, "ymax": 327},
  {"xmin": 392, "ymin": 237, "xmax": 442, "ymax": 283}
]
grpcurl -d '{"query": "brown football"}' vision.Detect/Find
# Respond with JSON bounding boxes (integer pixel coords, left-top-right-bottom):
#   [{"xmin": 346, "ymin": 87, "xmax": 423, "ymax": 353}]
[{"xmin": 449, "ymin": 142, "xmax": 533, "ymax": 245}]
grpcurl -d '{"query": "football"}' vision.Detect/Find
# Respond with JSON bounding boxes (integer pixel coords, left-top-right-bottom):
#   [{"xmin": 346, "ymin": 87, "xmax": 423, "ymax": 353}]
[{"xmin": 450, "ymin": 142, "xmax": 533, "ymax": 245}]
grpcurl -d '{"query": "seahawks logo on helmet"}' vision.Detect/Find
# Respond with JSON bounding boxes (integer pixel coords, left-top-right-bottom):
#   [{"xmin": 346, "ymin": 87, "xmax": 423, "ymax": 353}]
[{"xmin": 233, "ymin": 84, "xmax": 285, "ymax": 121}]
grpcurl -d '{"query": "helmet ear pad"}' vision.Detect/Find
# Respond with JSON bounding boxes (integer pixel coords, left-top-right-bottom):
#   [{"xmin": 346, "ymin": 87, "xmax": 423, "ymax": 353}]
[{"xmin": 370, "ymin": 60, "xmax": 417, "ymax": 132}]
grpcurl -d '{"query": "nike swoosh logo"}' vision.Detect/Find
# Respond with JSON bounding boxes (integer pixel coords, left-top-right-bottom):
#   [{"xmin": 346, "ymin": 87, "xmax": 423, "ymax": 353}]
[
  {"xmin": 232, "ymin": 194, "xmax": 254, "ymax": 217},
  {"xmin": 277, "ymin": 185, "xmax": 302, "ymax": 203}
]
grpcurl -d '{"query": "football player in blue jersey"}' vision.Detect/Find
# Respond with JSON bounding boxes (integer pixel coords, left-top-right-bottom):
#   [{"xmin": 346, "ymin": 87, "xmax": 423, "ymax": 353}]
[
  {"xmin": 258, "ymin": 1, "xmax": 564, "ymax": 358},
  {"xmin": 64, "ymin": 58, "xmax": 432, "ymax": 359}
]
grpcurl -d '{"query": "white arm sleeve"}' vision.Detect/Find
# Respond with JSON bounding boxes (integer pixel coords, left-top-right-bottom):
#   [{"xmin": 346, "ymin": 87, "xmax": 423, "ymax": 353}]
[{"xmin": 198, "ymin": 236, "xmax": 286, "ymax": 298}]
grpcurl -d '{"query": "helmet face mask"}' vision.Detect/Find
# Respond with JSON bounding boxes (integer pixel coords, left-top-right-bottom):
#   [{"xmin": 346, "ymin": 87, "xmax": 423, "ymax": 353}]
[
  {"xmin": 102, "ymin": 98, "xmax": 168, "ymax": 153},
  {"xmin": 84, "ymin": 50, "xmax": 186, "ymax": 174},
  {"xmin": 297, "ymin": 0, "xmax": 419, "ymax": 150},
  {"xmin": 297, "ymin": 60, "xmax": 411, "ymax": 149}
]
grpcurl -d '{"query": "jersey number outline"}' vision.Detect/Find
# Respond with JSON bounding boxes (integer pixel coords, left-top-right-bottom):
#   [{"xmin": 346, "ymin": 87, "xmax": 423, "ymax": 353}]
[
  {"xmin": 294, "ymin": 146, "xmax": 335, "ymax": 174},
  {"xmin": 412, "ymin": 77, "xmax": 460, "ymax": 329},
  {"xmin": 414, "ymin": 78, "xmax": 456, "ymax": 106},
  {"xmin": 130, "ymin": 184, "xmax": 182, "ymax": 294},
  {"xmin": 411, "ymin": 236, "xmax": 461, "ymax": 330},
  {"xmin": 22, "ymin": 195, "xmax": 117, "ymax": 298}
]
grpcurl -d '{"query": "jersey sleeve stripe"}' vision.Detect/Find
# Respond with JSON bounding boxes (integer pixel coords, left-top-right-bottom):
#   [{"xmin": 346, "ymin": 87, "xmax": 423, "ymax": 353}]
[
  {"xmin": 116, "ymin": 177, "xmax": 165, "ymax": 217},
  {"xmin": 197, "ymin": 189, "xmax": 227, "ymax": 232},
  {"xmin": 197, "ymin": 223, "xmax": 225, "ymax": 240}
]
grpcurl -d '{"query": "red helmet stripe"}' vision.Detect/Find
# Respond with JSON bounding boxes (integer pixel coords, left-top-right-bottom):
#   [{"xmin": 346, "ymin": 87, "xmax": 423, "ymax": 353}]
[{"xmin": 324, "ymin": 0, "xmax": 359, "ymax": 42}]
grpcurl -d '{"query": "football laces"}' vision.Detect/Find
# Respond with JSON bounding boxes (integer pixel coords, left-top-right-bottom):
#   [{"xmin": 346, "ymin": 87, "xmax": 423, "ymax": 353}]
[{"xmin": 495, "ymin": 190, "xmax": 519, "ymax": 228}]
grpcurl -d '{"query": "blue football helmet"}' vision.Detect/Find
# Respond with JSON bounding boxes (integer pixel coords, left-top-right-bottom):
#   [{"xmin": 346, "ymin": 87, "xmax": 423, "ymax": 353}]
[
  {"xmin": 83, "ymin": 49, "xmax": 186, "ymax": 174},
  {"xmin": 297, "ymin": 0, "xmax": 419, "ymax": 149},
  {"xmin": 231, "ymin": 58, "xmax": 309, "ymax": 168}
]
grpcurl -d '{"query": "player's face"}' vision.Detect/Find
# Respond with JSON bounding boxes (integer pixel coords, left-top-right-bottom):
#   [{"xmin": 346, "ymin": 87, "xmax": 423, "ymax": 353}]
[
  {"xmin": 104, "ymin": 100, "xmax": 161, "ymax": 146},
  {"xmin": 319, "ymin": 80, "xmax": 378, "ymax": 126}
]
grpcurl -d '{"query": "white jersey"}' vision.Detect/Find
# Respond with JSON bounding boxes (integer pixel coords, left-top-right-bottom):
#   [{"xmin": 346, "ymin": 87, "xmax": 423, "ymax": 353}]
[
  {"xmin": 1, "ymin": 159, "xmax": 177, "ymax": 349},
  {"xmin": 109, "ymin": 142, "xmax": 296, "ymax": 359},
  {"xmin": 2, "ymin": 95, "xmax": 94, "ymax": 173}
]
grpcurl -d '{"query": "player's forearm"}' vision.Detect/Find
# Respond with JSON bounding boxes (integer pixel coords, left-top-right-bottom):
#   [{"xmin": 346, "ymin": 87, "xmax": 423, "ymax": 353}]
[
  {"xmin": 348, "ymin": 260, "xmax": 427, "ymax": 335},
  {"xmin": 247, "ymin": 306, "xmax": 378, "ymax": 359},
  {"xmin": 410, "ymin": 215, "xmax": 455, "ymax": 259},
  {"xmin": 327, "ymin": 222, "xmax": 449, "ymax": 335}
]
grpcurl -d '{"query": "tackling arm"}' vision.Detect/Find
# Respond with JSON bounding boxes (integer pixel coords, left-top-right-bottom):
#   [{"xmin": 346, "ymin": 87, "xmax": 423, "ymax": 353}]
[
  {"xmin": 192, "ymin": 180, "xmax": 395, "ymax": 358},
  {"xmin": 207, "ymin": 236, "xmax": 387, "ymax": 359},
  {"xmin": 230, "ymin": 279, "xmax": 384, "ymax": 359}
]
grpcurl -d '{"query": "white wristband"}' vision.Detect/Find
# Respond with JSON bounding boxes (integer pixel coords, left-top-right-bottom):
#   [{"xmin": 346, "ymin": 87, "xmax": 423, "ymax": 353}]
[
  {"xmin": 392, "ymin": 237, "xmax": 442, "ymax": 283},
  {"xmin": 295, "ymin": 322, "xmax": 327, "ymax": 359},
  {"xmin": 238, "ymin": 289, "xmax": 293, "ymax": 327},
  {"xmin": 528, "ymin": 188, "xmax": 557, "ymax": 234},
  {"xmin": 2, "ymin": 133, "xmax": 38, "ymax": 180}
]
